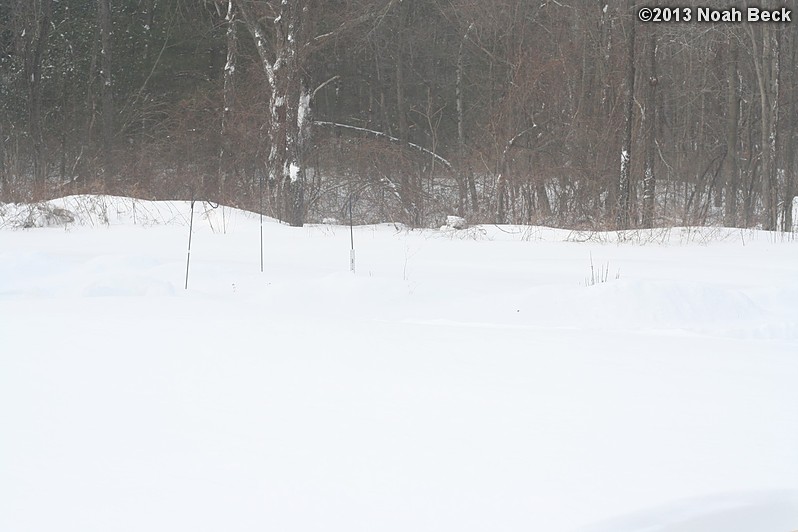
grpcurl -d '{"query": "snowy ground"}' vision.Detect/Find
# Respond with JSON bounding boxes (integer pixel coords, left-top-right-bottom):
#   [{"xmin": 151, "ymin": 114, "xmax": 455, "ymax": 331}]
[{"xmin": 1, "ymin": 196, "xmax": 797, "ymax": 532}]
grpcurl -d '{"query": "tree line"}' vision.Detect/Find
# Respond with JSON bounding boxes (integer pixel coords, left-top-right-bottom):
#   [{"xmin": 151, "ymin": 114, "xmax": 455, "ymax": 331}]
[{"xmin": 1, "ymin": 0, "xmax": 796, "ymax": 230}]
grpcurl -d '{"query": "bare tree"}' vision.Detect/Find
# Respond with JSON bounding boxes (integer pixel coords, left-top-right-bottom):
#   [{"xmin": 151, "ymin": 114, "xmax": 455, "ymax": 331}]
[
  {"xmin": 749, "ymin": 12, "xmax": 781, "ymax": 230},
  {"xmin": 210, "ymin": 0, "xmax": 237, "ymax": 201},
  {"xmin": 98, "ymin": 0, "xmax": 114, "ymax": 185},
  {"xmin": 642, "ymin": 25, "xmax": 657, "ymax": 228},
  {"xmin": 723, "ymin": 33, "xmax": 740, "ymax": 227},
  {"xmin": 232, "ymin": 0, "xmax": 315, "ymax": 226},
  {"xmin": 20, "ymin": 0, "xmax": 54, "ymax": 195},
  {"xmin": 455, "ymin": 21, "xmax": 475, "ymax": 215},
  {"xmin": 617, "ymin": 0, "xmax": 636, "ymax": 228},
  {"xmin": 782, "ymin": 18, "xmax": 797, "ymax": 231}
]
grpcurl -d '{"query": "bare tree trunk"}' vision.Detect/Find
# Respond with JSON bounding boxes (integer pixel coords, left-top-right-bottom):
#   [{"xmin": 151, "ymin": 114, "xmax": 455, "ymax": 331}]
[
  {"xmin": 456, "ymin": 22, "xmax": 477, "ymax": 215},
  {"xmin": 394, "ymin": 0, "xmax": 411, "ymax": 142},
  {"xmin": 236, "ymin": 0, "xmax": 311, "ymax": 226},
  {"xmin": 213, "ymin": 0, "xmax": 237, "ymax": 201},
  {"xmin": 765, "ymin": 26, "xmax": 780, "ymax": 231},
  {"xmin": 0, "ymin": 122, "xmax": 6, "ymax": 201},
  {"xmin": 599, "ymin": 0, "xmax": 613, "ymax": 116},
  {"xmin": 642, "ymin": 26, "xmax": 657, "ymax": 228},
  {"xmin": 496, "ymin": 129, "xmax": 533, "ymax": 225},
  {"xmin": 395, "ymin": 0, "xmax": 412, "ymax": 221},
  {"xmin": 783, "ymin": 20, "xmax": 797, "ymax": 231},
  {"xmin": 535, "ymin": 180, "xmax": 551, "ymax": 219},
  {"xmin": 751, "ymin": 19, "xmax": 780, "ymax": 230},
  {"xmin": 396, "ymin": 52, "xmax": 408, "ymax": 145},
  {"xmin": 26, "ymin": 0, "xmax": 53, "ymax": 196},
  {"xmin": 98, "ymin": 0, "xmax": 114, "ymax": 187},
  {"xmin": 617, "ymin": 0, "xmax": 635, "ymax": 228},
  {"xmin": 496, "ymin": 171, "xmax": 508, "ymax": 224},
  {"xmin": 269, "ymin": 10, "xmax": 308, "ymax": 227},
  {"xmin": 60, "ymin": 64, "xmax": 69, "ymax": 183},
  {"xmin": 723, "ymin": 37, "xmax": 740, "ymax": 227}
]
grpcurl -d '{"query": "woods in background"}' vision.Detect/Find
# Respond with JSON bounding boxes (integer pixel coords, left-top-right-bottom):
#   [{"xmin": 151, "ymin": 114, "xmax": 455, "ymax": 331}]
[{"xmin": 0, "ymin": 0, "xmax": 796, "ymax": 230}]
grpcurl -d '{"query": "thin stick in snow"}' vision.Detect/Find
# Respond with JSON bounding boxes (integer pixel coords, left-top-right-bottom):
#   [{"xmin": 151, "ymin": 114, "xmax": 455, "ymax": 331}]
[
  {"xmin": 184, "ymin": 197, "xmax": 195, "ymax": 290},
  {"xmin": 259, "ymin": 172, "xmax": 264, "ymax": 273},
  {"xmin": 349, "ymin": 195, "xmax": 355, "ymax": 273}
]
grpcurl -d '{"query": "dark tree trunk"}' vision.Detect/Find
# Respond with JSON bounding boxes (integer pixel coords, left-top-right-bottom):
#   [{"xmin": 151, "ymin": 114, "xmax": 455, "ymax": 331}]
[
  {"xmin": 0, "ymin": 122, "xmax": 6, "ymax": 201},
  {"xmin": 26, "ymin": 0, "xmax": 53, "ymax": 196},
  {"xmin": 724, "ymin": 38, "xmax": 740, "ymax": 227},
  {"xmin": 751, "ymin": 18, "xmax": 780, "ymax": 230},
  {"xmin": 98, "ymin": 0, "xmax": 114, "ymax": 186},
  {"xmin": 642, "ymin": 26, "xmax": 657, "ymax": 228},
  {"xmin": 212, "ymin": 0, "xmax": 237, "ymax": 201},
  {"xmin": 783, "ymin": 20, "xmax": 797, "ymax": 231},
  {"xmin": 496, "ymin": 161, "xmax": 507, "ymax": 225},
  {"xmin": 236, "ymin": 0, "xmax": 311, "ymax": 226},
  {"xmin": 456, "ymin": 22, "xmax": 476, "ymax": 215},
  {"xmin": 617, "ymin": 0, "xmax": 636, "ymax": 228},
  {"xmin": 395, "ymin": 0, "xmax": 412, "ymax": 220}
]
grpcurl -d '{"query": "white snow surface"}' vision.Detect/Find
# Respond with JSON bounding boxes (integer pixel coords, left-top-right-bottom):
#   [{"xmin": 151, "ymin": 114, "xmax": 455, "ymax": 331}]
[{"xmin": 1, "ymin": 195, "xmax": 797, "ymax": 532}]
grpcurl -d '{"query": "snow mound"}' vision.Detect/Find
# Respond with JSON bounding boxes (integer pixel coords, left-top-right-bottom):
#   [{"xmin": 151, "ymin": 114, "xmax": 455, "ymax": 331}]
[
  {"xmin": 0, "ymin": 203, "xmax": 76, "ymax": 228},
  {"xmin": 579, "ymin": 491, "xmax": 798, "ymax": 532},
  {"xmin": 443, "ymin": 215, "xmax": 467, "ymax": 230},
  {"xmin": 0, "ymin": 195, "xmax": 271, "ymax": 229},
  {"xmin": 582, "ymin": 279, "xmax": 767, "ymax": 330}
]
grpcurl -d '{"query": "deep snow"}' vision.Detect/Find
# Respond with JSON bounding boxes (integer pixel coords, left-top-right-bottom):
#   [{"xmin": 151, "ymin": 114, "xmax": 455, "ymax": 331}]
[{"xmin": 1, "ymin": 196, "xmax": 797, "ymax": 532}]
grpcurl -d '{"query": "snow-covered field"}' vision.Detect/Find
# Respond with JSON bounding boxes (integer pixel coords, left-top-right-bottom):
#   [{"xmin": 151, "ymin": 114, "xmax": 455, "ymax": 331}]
[{"xmin": 1, "ymin": 196, "xmax": 797, "ymax": 532}]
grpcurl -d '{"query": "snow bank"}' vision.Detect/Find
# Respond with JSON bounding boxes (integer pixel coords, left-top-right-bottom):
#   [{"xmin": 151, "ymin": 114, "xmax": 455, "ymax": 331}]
[{"xmin": 0, "ymin": 195, "xmax": 275, "ymax": 229}]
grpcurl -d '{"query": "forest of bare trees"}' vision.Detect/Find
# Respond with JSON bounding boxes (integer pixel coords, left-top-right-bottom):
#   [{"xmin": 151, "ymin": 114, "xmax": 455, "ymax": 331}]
[{"xmin": 0, "ymin": 0, "xmax": 796, "ymax": 230}]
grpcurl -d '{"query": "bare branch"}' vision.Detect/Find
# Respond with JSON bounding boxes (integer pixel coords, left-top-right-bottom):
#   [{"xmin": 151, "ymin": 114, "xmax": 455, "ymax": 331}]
[{"xmin": 314, "ymin": 121, "xmax": 453, "ymax": 171}]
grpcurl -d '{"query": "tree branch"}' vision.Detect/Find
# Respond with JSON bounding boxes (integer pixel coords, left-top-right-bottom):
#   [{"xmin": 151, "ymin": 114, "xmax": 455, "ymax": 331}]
[{"xmin": 314, "ymin": 121, "xmax": 453, "ymax": 171}]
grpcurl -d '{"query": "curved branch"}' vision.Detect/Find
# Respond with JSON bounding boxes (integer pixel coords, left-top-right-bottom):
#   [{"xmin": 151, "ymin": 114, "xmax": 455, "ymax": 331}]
[{"xmin": 313, "ymin": 121, "xmax": 453, "ymax": 171}]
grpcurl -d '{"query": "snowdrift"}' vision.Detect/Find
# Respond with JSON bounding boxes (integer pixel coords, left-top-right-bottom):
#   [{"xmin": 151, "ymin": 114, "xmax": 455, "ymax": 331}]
[{"xmin": 1, "ymin": 195, "xmax": 797, "ymax": 532}]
